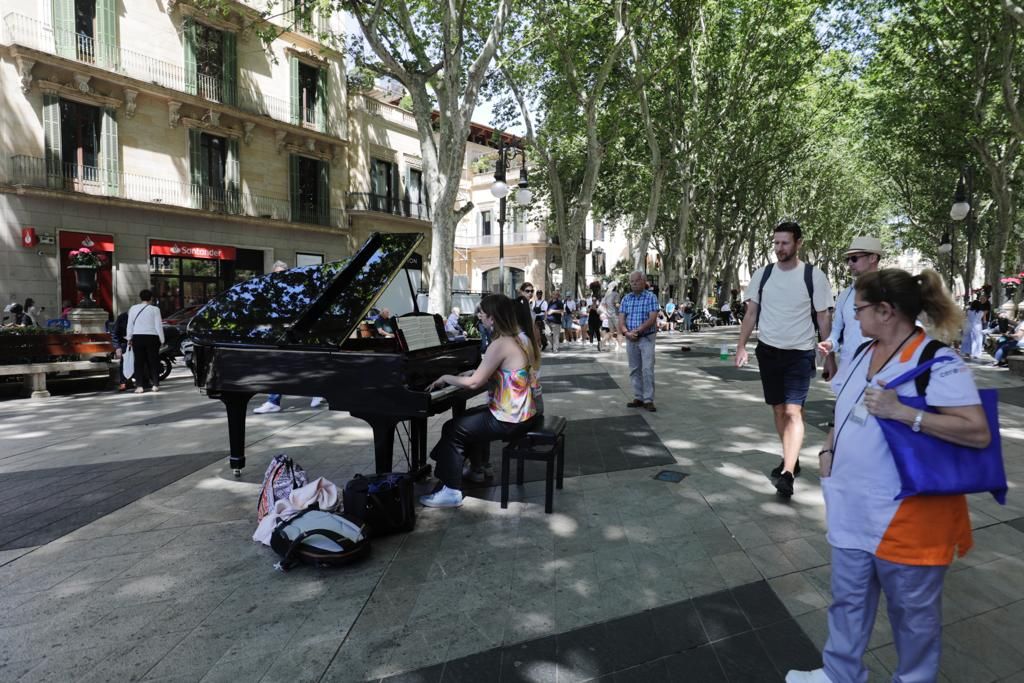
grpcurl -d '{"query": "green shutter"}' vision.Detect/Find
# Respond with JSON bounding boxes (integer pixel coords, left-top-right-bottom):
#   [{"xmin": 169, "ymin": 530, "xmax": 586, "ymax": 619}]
[
  {"xmin": 100, "ymin": 107, "xmax": 119, "ymax": 195},
  {"xmin": 95, "ymin": 0, "xmax": 118, "ymax": 68},
  {"xmin": 43, "ymin": 94, "xmax": 63, "ymax": 188},
  {"xmin": 189, "ymin": 128, "xmax": 203, "ymax": 208},
  {"xmin": 52, "ymin": 0, "xmax": 75, "ymax": 58},
  {"xmin": 390, "ymin": 162, "xmax": 399, "ymax": 213},
  {"xmin": 183, "ymin": 18, "xmax": 197, "ymax": 95},
  {"xmin": 289, "ymin": 56, "xmax": 300, "ymax": 125},
  {"xmin": 289, "ymin": 154, "xmax": 300, "ymax": 222},
  {"xmin": 222, "ymin": 31, "xmax": 237, "ymax": 106},
  {"xmin": 226, "ymin": 137, "xmax": 240, "ymax": 214},
  {"xmin": 317, "ymin": 67, "xmax": 327, "ymax": 133},
  {"xmin": 318, "ymin": 160, "xmax": 330, "ymax": 225}
]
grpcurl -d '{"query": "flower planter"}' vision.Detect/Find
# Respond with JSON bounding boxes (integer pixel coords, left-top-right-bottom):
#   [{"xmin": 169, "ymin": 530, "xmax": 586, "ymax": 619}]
[{"xmin": 70, "ymin": 265, "xmax": 99, "ymax": 307}]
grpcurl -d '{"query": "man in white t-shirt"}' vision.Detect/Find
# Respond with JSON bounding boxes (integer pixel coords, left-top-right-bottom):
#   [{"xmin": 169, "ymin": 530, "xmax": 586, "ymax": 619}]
[{"xmin": 736, "ymin": 222, "xmax": 833, "ymax": 497}]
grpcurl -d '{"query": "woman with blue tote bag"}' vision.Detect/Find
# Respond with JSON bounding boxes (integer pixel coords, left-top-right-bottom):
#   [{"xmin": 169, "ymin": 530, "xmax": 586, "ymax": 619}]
[{"xmin": 788, "ymin": 269, "xmax": 993, "ymax": 683}]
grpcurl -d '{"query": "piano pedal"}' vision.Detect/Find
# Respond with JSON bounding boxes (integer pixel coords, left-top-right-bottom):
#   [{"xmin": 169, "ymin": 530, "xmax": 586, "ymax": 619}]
[{"xmin": 233, "ymin": 468, "xmax": 242, "ymax": 478}]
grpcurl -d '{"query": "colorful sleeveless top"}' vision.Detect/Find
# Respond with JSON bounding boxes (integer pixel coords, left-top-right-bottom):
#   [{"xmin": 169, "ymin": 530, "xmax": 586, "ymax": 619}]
[{"xmin": 488, "ymin": 333, "xmax": 541, "ymax": 423}]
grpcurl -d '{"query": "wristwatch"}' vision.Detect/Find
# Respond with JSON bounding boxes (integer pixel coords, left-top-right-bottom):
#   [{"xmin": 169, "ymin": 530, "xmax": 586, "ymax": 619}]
[{"xmin": 911, "ymin": 410, "xmax": 925, "ymax": 433}]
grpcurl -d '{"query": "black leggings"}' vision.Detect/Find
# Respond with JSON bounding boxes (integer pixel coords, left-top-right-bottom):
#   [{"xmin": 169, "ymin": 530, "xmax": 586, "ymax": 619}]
[
  {"xmin": 588, "ymin": 322, "xmax": 601, "ymax": 344},
  {"xmin": 430, "ymin": 406, "xmax": 536, "ymax": 489},
  {"xmin": 132, "ymin": 334, "xmax": 161, "ymax": 389}
]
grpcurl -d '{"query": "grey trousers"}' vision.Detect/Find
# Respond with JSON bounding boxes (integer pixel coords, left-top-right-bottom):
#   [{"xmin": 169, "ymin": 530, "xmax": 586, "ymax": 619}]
[
  {"xmin": 824, "ymin": 547, "xmax": 946, "ymax": 683},
  {"xmin": 626, "ymin": 333, "xmax": 656, "ymax": 402}
]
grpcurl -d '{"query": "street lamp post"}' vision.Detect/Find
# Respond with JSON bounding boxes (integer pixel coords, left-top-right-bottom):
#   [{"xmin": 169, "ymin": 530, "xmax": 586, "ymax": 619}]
[
  {"xmin": 490, "ymin": 140, "xmax": 532, "ymax": 296},
  {"xmin": 949, "ymin": 167, "xmax": 974, "ymax": 301}
]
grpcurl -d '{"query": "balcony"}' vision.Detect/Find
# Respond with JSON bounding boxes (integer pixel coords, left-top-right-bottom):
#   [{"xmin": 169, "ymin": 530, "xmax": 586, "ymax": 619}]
[
  {"xmin": 347, "ymin": 192, "xmax": 431, "ymax": 222},
  {"xmin": 8, "ymin": 155, "xmax": 341, "ymax": 229},
  {"xmin": 454, "ymin": 230, "xmax": 550, "ymax": 248},
  {"xmin": 350, "ymin": 94, "xmax": 418, "ymax": 130},
  {"xmin": 3, "ymin": 12, "xmax": 312, "ymax": 131}
]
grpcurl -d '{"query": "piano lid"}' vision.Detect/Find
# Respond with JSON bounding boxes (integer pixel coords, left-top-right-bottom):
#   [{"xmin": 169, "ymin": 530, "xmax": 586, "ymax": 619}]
[{"xmin": 187, "ymin": 232, "xmax": 423, "ymax": 346}]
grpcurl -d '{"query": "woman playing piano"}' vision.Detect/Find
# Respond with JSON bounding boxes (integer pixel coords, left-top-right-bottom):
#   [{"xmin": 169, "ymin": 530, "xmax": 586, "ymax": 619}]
[{"xmin": 421, "ymin": 294, "xmax": 543, "ymax": 508}]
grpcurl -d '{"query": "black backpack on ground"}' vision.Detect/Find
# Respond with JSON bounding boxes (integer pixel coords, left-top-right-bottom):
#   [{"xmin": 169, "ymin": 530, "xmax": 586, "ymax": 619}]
[{"xmin": 342, "ymin": 472, "xmax": 416, "ymax": 537}]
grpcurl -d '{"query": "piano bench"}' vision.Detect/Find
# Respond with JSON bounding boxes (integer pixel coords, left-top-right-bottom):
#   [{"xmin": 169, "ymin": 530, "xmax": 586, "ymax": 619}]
[{"xmin": 500, "ymin": 415, "xmax": 567, "ymax": 514}]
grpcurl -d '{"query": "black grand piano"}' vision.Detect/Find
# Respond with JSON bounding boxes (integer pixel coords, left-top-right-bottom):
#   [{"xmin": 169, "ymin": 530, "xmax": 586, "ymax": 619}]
[{"xmin": 188, "ymin": 232, "xmax": 483, "ymax": 477}]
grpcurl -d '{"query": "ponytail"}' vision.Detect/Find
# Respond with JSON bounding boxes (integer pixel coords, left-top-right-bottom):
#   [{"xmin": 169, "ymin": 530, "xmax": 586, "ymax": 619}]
[
  {"xmin": 856, "ymin": 268, "xmax": 963, "ymax": 343},
  {"xmin": 916, "ymin": 269, "xmax": 964, "ymax": 343}
]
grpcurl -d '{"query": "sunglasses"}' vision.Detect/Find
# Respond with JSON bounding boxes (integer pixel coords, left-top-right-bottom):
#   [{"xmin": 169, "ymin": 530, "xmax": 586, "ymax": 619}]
[
  {"xmin": 522, "ymin": 288, "xmax": 534, "ymax": 293},
  {"xmin": 846, "ymin": 253, "xmax": 870, "ymax": 264}
]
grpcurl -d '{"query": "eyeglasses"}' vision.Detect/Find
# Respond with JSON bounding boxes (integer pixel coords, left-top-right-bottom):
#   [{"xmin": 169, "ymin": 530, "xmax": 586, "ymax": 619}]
[
  {"xmin": 522, "ymin": 289, "xmax": 534, "ymax": 293},
  {"xmin": 846, "ymin": 253, "xmax": 869, "ymax": 264},
  {"xmin": 852, "ymin": 303, "xmax": 877, "ymax": 316}
]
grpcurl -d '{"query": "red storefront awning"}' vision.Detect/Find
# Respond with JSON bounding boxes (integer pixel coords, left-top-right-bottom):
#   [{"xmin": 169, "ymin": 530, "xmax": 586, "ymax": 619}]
[
  {"xmin": 59, "ymin": 231, "xmax": 115, "ymax": 251},
  {"xmin": 150, "ymin": 240, "xmax": 236, "ymax": 261}
]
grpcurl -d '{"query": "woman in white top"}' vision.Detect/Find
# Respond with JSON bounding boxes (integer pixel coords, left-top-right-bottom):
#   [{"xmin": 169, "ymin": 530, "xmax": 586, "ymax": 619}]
[{"xmin": 126, "ymin": 289, "xmax": 165, "ymax": 393}]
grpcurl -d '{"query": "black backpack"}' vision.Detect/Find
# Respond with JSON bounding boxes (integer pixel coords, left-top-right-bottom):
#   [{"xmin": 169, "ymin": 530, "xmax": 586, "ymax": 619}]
[
  {"xmin": 342, "ymin": 472, "xmax": 416, "ymax": 537},
  {"xmin": 270, "ymin": 509, "xmax": 370, "ymax": 572}
]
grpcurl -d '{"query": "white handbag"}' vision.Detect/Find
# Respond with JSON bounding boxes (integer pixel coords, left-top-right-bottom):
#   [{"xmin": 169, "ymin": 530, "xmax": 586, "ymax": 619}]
[{"xmin": 122, "ymin": 347, "xmax": 135, "ymax": 380}]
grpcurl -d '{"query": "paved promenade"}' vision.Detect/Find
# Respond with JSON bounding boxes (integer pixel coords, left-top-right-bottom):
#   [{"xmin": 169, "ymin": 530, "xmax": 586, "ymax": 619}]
[{"xmin": 0, "ymin": 328, "xmax": 1022, "ymax": 682}]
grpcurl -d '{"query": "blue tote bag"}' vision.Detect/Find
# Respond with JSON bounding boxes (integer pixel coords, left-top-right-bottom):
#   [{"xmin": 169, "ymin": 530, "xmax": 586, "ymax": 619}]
[{"xmin": 875, "ymin": 357, "xmax": 1007, "ymax": 504}]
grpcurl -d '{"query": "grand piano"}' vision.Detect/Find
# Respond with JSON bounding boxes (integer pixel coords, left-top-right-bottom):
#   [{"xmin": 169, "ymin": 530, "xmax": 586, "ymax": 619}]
[{"xmin": 188, "ymin": 232, "xmax": 483, "ymax": 477}]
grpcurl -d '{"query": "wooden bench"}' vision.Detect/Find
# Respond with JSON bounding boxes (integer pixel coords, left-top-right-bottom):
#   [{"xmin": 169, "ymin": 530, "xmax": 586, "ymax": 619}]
[{"xmin": 0, "ymin": 332, "xmax": 115, "ymax": 398}]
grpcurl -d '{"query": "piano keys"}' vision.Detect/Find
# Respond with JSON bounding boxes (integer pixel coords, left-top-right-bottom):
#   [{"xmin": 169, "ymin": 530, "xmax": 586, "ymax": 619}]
[{"xmin": 188, "ymin": 232, "xmax": 484, "ymax": 477}]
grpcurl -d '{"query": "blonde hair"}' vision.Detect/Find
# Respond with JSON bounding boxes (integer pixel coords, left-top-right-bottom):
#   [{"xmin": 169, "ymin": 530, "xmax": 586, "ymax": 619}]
[{"xmin": 855, "ymin": 268, "xmax": 964, "ymax": 343}]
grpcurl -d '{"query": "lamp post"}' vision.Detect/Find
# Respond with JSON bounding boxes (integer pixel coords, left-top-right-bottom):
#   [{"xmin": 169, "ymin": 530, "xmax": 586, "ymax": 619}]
[
  {"xmin": 490, "ymin": 140, "xmax": 532, "ymax": 296},
  {"xmin": 949, "ymin": 167, "xmax": 974, "ymax": 302},
  {"xmin": 938, "ymin": 231, "xmax": 953, "ymax": 295}
]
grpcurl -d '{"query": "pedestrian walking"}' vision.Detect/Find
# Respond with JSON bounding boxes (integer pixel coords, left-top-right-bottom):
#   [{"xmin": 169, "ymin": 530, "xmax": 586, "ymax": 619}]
[
  {"xmin": 961, "ymin": 299, "xmax": 985, "ymax": 359},
  {"xmin": 126, "ymin": 289, "xmax": 164, "ymax": 393},
  {"xmin": 587, "ymin": 296, "xmax": 603, "ymax": 349},
  {"xmin": 786, "ymin": 268, "xmax": 989, "ymax": 683},
  {"xmin": 819, "ymin": 236, "xmax": 884, "ymax": 380},
  {"xmin": 735, "ymin": 222, "xmax": 833, "ymax": 497},
  {"xmin": 619, "ymin": 271, "xmax": 660, "ymax": 412},
  {"xmin": 546, "ymin": 292, "xmax": 564, "ymax": 353},
  {"xmin": 562, "ymin": 295, "xmax": 577, "ymax": 343},
  {"xmin": 531, "ymin": 289, "xmax": 549, "ymax": 351},
  {"xmin": 602, "ymin": 283, "xmax": 621, "ymax": 350},
  {"xmin": 111, "ymin": 310, "xmax": 133, "ymax": 391}
]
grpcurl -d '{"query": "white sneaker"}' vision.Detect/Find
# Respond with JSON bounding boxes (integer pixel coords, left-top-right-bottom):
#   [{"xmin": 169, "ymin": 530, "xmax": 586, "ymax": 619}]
[
  {"xmin": 151, "ymin": 386, "xmax": 159, "ymax": 393},
  {"xmin": 310, "ymin": 397, "xmax": 325, "ymax": 408},
  {"xmin": 785, "ymin": 669, "xmax": 831, "ymax": 683},
  {"xmin": 134, "ymin": 387, "xmax": 144, "ymax": 394},
  {"xmin": 253, "ymin": 401, "xmax": 282, "ymax": 414},
  {"xmin": 419, "ymin": 485, "xmax": 464, "ymax": 508}
]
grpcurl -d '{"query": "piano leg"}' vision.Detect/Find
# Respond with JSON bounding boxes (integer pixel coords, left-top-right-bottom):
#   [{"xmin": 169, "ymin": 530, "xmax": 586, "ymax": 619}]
[
  {"xmin": 409, "ymin": 418, "xmax": 431, "ymax": 480},
  {"xmin": 352, "ymin": 414, "xmax": 400, "ymax": 474},
  {"xmin": 217, "ymin": 392, "xmax": 254, "ymax": 477}
]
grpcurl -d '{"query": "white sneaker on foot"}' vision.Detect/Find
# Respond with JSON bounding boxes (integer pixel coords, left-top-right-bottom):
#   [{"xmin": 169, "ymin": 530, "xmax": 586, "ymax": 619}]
[
  {"xmin": 310, "ymin": 397, "xmax": 325, "ymax": 408},
  {"xmin": 151, "ymin": 386, "xmax": 159, "ymax": 393},
  {"xmin": 419, "ymin": 485, "xmax": 464, "ymax": 508},
  {"xmin": 253, "ymin": 401, "xmax": 282, "ymax": 414},
  {"xmin": 134, "ymin": 387, "xmax": 144, "ymax": 394},
  {"xmin": 785, "ymin": 669, "xmax": 831, "ymax": 683}
]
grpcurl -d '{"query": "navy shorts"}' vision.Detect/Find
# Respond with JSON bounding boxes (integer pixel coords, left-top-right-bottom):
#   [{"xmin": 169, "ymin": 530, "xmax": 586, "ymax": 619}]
[{"xmin": 755, "ymin": 342, "xmax": 815, "ymax": 406}]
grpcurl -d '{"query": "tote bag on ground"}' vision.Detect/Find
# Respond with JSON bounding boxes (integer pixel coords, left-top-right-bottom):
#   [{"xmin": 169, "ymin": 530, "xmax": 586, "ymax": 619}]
[{"xmin": 122, "ymin": 348, "xmax": 135, "ymax": 380}]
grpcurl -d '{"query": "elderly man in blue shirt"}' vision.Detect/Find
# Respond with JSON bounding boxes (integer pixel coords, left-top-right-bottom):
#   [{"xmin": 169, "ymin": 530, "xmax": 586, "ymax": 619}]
[{"xmin": 618, "ymin": 271, "xmax": 661, "ymax": 412}]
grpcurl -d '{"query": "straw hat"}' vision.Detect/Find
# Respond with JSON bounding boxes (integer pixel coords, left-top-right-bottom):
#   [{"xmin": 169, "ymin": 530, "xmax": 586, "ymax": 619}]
[{"xmin": 843, "ymin": 236, "xmax": 884, "ymax": 257}]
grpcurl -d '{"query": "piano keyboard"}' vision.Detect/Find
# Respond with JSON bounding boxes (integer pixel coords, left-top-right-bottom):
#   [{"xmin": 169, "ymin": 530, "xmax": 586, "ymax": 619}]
[{"xmin": 429, "ymin": 384, "xmax": 461, "ymax": 401}]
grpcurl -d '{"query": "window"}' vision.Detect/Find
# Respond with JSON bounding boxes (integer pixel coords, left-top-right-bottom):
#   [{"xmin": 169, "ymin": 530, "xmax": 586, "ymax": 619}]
[
  {"xmin": 74, "ymin": 0, "xmax": 97, "ymax": 61},
  {"xmin": 60, "ymin": 99, "xmax": 101, "ymax": 184},
  {"xmin": 407, "ymin": 167, "xmax": 428, "ymax": 219},
  {"xmin": 370, "ymin": 158, "xmax": 398, "ymax": 213},
  {"xmin": 195, "ymin": 23, "xmax": 223, "ymax": 101},
  {"xmin": 290, "ymin": 57, "xmax": 326, "ymax": 131},
  {"xmin": 480, "ymin": 210, "xmax": 492, "ymax": 237},
  {"xmin": 290, "ymin": 154, "xmax": 330, "ymax": 225},
  {"xmin": 189, "ymin": 130, "xmax": 238, "ymax": 212},
  {"xmin": 53, "ymin": 0, "xmax": 116, "ymax": 66},
  {"xmin": 593, "ymin": 219, "xmax": 605, "ymax": 242},
  {"xmin": 296, "ymin": 252, "xmax": 324, "ymax": 267},
  {"xmin": 298, "ymin": 62, "xmax": 319, "ymax": 127},
  {"xmin": 592, "ymin": 249, "xmax": 606, "ymax": 275}
]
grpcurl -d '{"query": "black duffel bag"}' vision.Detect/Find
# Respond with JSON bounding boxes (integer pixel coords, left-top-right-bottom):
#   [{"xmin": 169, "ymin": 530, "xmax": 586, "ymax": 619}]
[{"xmin": 342, "ymin": 472, "xmax": 416, "ymax": 537}]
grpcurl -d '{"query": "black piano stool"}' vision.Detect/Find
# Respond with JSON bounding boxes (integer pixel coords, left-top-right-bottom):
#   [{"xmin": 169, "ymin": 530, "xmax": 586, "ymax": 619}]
[{"xmin": 500, "ymin": 415, "xmax": 567, "ymax": 514}]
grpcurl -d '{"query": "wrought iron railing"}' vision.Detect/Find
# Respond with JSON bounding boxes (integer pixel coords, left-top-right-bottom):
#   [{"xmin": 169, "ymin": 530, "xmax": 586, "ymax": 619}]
[
  {"xmin": 347, "ymin": 192, "xmax": 431, "ymax": 221},
  {"xmin": 455, "ymin": 230, "xmax": 550, "ymax": 247},
  {"xmin": 8, "ymin": 155, "xmax": 340, "ymax": 228},
  {"xmin": 3, "ymin": 13, "xmax": 314, "ymax": 130}
]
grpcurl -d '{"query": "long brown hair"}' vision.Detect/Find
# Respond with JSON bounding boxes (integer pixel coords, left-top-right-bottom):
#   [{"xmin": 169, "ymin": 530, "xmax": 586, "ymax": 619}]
[
  {"xmin": 855, "ymin": 268, "xmax": 964, "ymax": 342},
  {"xmin": 479, "ymin": 294, "xmax": 541, "ymax": 369}
]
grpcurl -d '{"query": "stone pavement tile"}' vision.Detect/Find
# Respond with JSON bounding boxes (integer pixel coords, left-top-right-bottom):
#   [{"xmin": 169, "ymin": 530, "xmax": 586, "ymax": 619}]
[
  {"xmin": 555, "ymin": 621, "xmax": 617, "ymax": 683},
  {"xmin": 694, "ymin": 525, "xmax": 742, "ymax": 558},
  {"xmin": 724, "ymin": 521, "xmax": 776, "ymax": 550},
  {"xmin": 957, "ymin": 522, "xmax": 1024, "ymax": 567},
  {"xmin": 768, "ymin": 573, "xmax": 829, "ymax": 617},
  {"xmin": 945, "ymin": 612, "xmax": 1024, "ymax": 679},
  {"xmin": 677, "ymin": 556, "xmax": 728, "ymax": 598},
  {"xmin": 199, "ymin": 651, "xmax": 278, "ymax": 683},
  {"xmin": 662, "ymin": 645, "xmax": 727, "ymax": 682},
  {"xmin": 692, "ymin": 589, "xmax": 750, "ymax": 642},
  {"xmin": 78, "ymin": 630, "xmax": 191, "ymax": 683},
  {"xmin": 611, "ymin": 658, "xmax": 673, "ymax": 683},
  {"xmin": 501, "ymin": 636, "xmax": 558, "ymax": 683},
  {"xmin": 0, "ymin": 545, "xmax": 36, "ymax": 566},
  {"xmin": 795, "ymin": 607, "xmax": 830, "ymax": 651},
  {"xmin": 258, "ymin": 636, "xmax": 342, "ymax": 683},
  {"xmin": 777, "ymin": 538, "xmax": 829, "ymax": 572},
  {"xmin": 943, "ymin": 564, "xmax": 1017, "ymax": 617},
  {"xmin": 746, "ymin": 543, "xmax": 799, "ymax": 579},
  {"xmin": 755, "ymin": 619, "xmax": 822, "ymax": 676},
  {"xmin": 437, "ymin": 648, "xmax": 503, "ymax": 683},
  {"xmin": 712, "ymin": 550, "xmax": 763, "ymax": 587},
  {"xmin": 711, "ymin": 629, "xmax": 778, "ymax": 682}
]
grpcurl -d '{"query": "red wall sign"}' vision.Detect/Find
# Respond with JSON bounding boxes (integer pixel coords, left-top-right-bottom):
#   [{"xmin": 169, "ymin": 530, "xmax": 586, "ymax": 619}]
[
  {"xmin": 150, "ymin": 240, "xmax": 237, "ymax": 261},
  {"xmin": 22, "ymin": 227, "xmax": 38, "ymax": 247}
]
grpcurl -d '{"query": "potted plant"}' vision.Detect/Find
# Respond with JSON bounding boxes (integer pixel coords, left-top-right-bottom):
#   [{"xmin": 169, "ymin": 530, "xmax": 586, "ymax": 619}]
[{"xmin": 68, "ymin": 248, "xmax": 103, "ymax": 308}]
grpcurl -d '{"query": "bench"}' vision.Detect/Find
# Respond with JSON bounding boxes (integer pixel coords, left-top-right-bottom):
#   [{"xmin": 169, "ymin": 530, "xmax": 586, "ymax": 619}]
[
  {"xmin": 1008, "ymin": 356, "xmax": 1024, "ymax": 378},
  {"xmin": 0, "ymin": 332, "xmax": 115, "ymax": 398},
  {"xmin": 500, "ymin": 415, "xmax": 567, "ymax": 514}
]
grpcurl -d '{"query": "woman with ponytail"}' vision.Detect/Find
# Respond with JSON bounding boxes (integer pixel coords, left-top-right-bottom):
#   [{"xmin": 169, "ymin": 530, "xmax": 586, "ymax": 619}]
[
  {"xmin": 420, "ymin": 294, "xmax": 542, "ymax": 508},
  {"xmin": 787, "ymin": 269, "xmax": 990, "ymax": 683}
]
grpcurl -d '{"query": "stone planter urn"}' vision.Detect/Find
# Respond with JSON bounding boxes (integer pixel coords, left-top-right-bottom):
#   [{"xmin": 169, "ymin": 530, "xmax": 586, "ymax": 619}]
[{"xmin": 70, "ymin": 265, "xmax": 99, "ymax": 308}]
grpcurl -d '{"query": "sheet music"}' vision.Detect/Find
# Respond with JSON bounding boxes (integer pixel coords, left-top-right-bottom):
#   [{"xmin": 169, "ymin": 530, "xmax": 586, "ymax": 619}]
[{"xmin": 398, "ymin": 316, "xmax": 443, "ymax": 352}]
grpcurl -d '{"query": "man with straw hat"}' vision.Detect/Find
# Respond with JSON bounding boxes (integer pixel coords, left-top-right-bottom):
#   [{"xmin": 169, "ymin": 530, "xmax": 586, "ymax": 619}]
[{"xmin": 819, "ymin": 236, "xmax": 884, "ymax": 380}]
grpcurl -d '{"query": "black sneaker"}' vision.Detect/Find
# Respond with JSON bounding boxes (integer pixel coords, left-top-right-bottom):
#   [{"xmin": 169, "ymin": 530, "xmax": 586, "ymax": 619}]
[
  {"xmin": 775, "ymin": 471, "xmax": 794, "ymax": 498},
  {"xmin": 770, "ymin": 460, "xmax": 801, "ymax": 478}
]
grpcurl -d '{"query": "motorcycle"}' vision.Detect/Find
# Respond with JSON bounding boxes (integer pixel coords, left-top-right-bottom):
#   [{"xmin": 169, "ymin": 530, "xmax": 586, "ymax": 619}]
[{"xmin": 158, "ymin": 344, "xmax": 178, "ymax": 381}]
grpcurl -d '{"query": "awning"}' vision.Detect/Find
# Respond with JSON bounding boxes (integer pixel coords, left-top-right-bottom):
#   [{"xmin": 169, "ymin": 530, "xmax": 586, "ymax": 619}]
[{"xmin": 150, "ymin": 240, "xmax": 236, "ymax": 261}]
